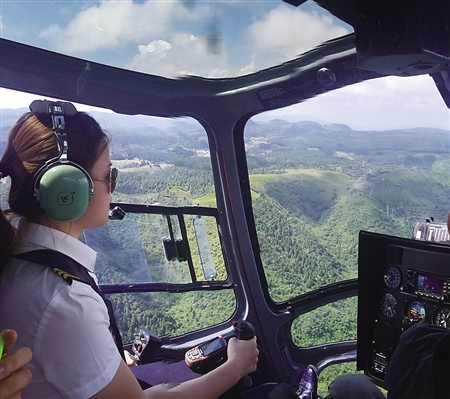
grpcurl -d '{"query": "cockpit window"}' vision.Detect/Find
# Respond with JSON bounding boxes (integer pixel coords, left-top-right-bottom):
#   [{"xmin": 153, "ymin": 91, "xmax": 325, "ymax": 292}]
[
  {"xmin": 0, "ymin": 93, "xmax": 235, "ymax": 338},
  {"xmin": 0, "ymin": 1, "xmax": 350, "ymax": 78},
  {"xmin": 247, "ymin": 75, "xmax": 450, "ymax": 303}
]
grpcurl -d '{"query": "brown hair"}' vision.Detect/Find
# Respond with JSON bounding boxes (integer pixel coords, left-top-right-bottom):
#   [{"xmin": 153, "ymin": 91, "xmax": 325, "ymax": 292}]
[{"xmin": 0, "ymin": 110, "xmax": 109, "ymax": 270}]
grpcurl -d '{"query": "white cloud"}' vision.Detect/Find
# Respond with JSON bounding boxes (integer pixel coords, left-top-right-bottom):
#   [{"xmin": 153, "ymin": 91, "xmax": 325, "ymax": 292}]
[
  {"xmin": 127, "ymin": 31, "xmax": 229, "ymax": 78},
  {"xmin": 139, "ymin": 40, "xmax": 172, "ymax": 55},
  {"xmin": 239, "ymin": 60, "xmax": 256, "ymax": 75},
  {"xmin": 247, "ymin": 5, "xmax": 350, "ymax": 61},
  {"xmin": 38, "ymin": 1, "xmax": 194, "ymax": 53}
]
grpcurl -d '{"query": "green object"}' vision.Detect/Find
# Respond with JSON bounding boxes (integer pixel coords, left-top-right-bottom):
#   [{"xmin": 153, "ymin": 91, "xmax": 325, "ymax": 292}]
[
  {"xmin": 36, "ymin": 163, "xmax": 93, "ymax": 222},
  {"xmin": 0, "ymin": 334, "xmax": 4, "ymax": 359}
]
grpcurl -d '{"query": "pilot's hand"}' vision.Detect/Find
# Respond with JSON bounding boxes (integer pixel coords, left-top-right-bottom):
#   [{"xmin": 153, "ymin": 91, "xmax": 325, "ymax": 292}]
[
  {"xmin": 0, "ymin": 330, "xmax": 33, "ymax": 399},
  {"xmin": 124, "ymin": 349, "xmax": 137, "ymax": 367},
  {"xmin": 226, "ymin": 336, "xmax": 259, "ymax": 379}
]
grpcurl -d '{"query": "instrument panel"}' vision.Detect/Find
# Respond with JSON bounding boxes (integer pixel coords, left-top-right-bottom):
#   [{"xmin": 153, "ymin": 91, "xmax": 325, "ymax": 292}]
[{"xmin": 357, "ymin": 231, "xmax": 450, "ymax": 388}]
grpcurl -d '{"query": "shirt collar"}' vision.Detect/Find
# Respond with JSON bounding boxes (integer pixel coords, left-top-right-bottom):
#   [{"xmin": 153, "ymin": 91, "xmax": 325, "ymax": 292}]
[{"xmin": 15, "ymin": 222, "xmax": 97, "ymax": 273}]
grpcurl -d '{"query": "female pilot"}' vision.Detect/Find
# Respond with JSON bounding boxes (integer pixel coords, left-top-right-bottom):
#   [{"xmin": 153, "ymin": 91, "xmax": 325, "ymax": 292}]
[{"xmin": 0, "ymin": 101, "xmax": 258, "ymax": 399}]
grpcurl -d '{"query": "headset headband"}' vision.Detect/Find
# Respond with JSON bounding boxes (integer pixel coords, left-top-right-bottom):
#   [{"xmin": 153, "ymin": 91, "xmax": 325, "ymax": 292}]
[
  {"xmin": 29, "ymin": 100, "xmax": 78, "ymax": 163},
  {"xmin": 29, "ymin": 100, "xmax": 77, "ymax": 119}
]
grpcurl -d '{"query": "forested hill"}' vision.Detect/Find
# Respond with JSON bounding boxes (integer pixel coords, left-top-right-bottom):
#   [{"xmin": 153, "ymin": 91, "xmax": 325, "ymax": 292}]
[
  {"xmin": 245, "ymin": 119, "xmax": 447, "ymax": 169},
  {"xmin": 244, "ymin": 119, "xmax": 449, "ymax": 300}
]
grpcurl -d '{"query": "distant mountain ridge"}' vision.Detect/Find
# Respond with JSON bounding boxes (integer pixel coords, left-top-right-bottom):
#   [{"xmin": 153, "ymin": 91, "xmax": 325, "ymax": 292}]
[
  {"xmin": 1, "ymin": 107, "xmax": 446, "ymax": 136},
  {"xmin": 2, "ymin": 106, "xmax": 448, "ymax": 159}
]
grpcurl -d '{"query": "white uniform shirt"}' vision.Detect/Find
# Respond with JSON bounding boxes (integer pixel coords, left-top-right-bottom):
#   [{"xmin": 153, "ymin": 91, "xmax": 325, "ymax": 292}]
[{"xmin": 0, "ymin": 222, "xmax": 122, "ymax": 399}]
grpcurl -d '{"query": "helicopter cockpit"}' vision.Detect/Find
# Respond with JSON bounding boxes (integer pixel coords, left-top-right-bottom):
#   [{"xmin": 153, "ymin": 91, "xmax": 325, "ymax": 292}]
[{"xmin": 1, "ymin": 0, "xmax": 449, "ymax": 397}]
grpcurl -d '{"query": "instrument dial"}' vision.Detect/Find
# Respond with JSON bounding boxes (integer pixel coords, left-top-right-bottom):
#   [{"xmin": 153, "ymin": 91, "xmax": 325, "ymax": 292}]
[
  {"xmin": 384, "ymin": 264, "xmax": 401, "ymax": 290},
  {"xmin": 433, "ymin": 307, "xmax": 450, "ymax": 329},
  {"xmin": 380, "ymin": 293, "xmax": 398, "ymax": 318}
]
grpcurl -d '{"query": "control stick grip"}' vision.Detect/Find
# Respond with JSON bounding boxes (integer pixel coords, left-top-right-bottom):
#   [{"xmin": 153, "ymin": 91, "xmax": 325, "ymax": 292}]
[{"xmin": 232, "ymin": 320, "xmax": 255, "ymax": 389}]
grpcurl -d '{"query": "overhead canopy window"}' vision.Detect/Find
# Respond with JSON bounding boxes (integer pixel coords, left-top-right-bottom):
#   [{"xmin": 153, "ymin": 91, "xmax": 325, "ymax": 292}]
[{"xmin": 0, "ymin": 1, "xmax": 351, "ymax": 79}]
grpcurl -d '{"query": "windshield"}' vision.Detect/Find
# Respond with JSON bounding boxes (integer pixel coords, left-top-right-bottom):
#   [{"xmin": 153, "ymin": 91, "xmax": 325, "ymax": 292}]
[
  {"xmin": 0, "ymin": 1, "xmax": 351, "ymax": 78},
  {"xmin": 249, "ymin": 75, "xmax": 450, "ymax": 303}
]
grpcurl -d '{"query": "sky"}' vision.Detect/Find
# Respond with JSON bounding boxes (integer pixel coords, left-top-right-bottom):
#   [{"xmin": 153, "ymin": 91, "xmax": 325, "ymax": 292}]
[{"xmin": 0, "ymin": 0, "xmax": 449, "ymax": 131}]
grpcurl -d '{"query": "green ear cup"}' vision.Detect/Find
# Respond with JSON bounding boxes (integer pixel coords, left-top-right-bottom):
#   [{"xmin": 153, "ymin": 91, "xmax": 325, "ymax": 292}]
[{"xmin": 35, "ymin": 164, "xmax": 93, "ymax": 222}]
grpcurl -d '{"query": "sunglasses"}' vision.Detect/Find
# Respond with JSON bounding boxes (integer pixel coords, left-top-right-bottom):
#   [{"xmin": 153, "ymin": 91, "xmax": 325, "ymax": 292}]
[{"xmin": 93, "ymin": 167, "xmax": 118, "ymax": 193}]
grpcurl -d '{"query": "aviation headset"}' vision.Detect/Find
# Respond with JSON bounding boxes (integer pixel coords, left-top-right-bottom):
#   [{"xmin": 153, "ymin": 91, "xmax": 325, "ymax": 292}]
[{"xmin": 30, "ymin": 100, "xmax": 94, "ymax": 222}]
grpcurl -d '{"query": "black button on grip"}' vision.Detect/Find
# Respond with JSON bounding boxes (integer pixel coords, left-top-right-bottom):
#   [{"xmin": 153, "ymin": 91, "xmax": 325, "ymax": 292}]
[{"xmin": 232, "ymin": 320, "xmax": 255, "ymax": 340}]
